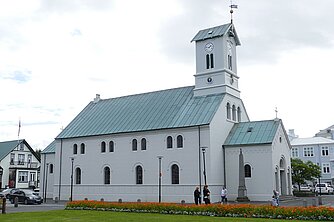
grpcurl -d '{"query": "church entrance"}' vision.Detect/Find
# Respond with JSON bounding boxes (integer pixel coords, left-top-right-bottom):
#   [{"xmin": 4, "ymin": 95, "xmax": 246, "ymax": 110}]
[{"xmin": 279, "ymin": 157, "xmax": 287, "ymax": 195}]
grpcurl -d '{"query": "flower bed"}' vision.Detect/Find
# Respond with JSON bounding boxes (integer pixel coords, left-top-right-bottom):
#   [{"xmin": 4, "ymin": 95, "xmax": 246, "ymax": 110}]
[{"xmin": 66, "ymin": 200, "xmax": 334, "ymax": 221}]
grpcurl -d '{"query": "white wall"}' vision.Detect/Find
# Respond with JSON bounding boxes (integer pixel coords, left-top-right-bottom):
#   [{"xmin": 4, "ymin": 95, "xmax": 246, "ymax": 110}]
[{"xmin": 40, "ymin": 152, "xmax": 55, "ymax": 199}]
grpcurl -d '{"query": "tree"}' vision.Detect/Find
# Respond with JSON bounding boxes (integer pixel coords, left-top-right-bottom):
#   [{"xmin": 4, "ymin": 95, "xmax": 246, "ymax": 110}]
[{"xmin": 291, "ymin": 158, "xmax": 321, "ymax": 191}]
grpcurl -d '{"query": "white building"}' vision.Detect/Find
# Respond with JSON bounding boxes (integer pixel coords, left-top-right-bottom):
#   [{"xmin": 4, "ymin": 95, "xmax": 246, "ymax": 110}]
[
  {"xmin": 0, "ymin": 139, "xmax": 40, "ymax": 189},
  {"xmin": 290, "ymin": 137, "xmax": 334, "ymax": 184},
  {"xmin": 40, "ymin": 22, "xmax": 292, "ymax": 202}
]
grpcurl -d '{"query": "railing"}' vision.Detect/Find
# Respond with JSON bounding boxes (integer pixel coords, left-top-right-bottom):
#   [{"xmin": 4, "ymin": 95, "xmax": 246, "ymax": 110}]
[{"xmin": 9, "ymin": 161, "xmax": 39, "ymax": 168}]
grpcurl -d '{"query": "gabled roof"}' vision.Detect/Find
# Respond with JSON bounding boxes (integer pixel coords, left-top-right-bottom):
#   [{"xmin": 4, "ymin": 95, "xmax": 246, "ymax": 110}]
[
  {"xmin": 0, "ymin": 140, "xmax": 22, "ymax": 161},
  {"xmin": 0, "ymin": 139, "xmax": 39, "ymax": 161},
  {"xmin": 191, "ymin": 23, "xmax": 241, "ymax": 45},
  {"xmin": 57, "ymin": 86, "xmax": 225, "ymax": 139},
  {"xmin": 290, "ymin": 137, "xmax": 334, "ymax": 146},
  {"xmin": 42, "ymin": 140, "xmax": 56, "ymax": 154},
  {"xmin": 224, "ymin": 119, "xmax": 281, "ymax": 146}
]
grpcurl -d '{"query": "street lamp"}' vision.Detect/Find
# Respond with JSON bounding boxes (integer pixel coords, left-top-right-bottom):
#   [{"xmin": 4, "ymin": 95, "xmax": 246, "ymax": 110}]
[
  {"xmin": 44, "ymin": 163, "xmax": 49, "ymax": 203},
  {"xmin": 201, "ymin": 147, "xmax": 208, "ymax": 186},
  {"xmin": 70, "ymin": 157, "xmax": 74, "ymax": 202},
  {"xmin": 157, "ymin": 156, "xmax": 163, "ymax": 203}
]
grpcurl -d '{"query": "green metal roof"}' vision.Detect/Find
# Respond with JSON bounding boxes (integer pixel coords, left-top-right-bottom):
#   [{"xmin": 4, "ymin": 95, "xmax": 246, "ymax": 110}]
[
  {"xmin": 224, "ymin": 119, "xmax": 281, "ymax": 146},
  {"xmin": 57, "ymin": 86, "xmax": 224, "ymax": 139},
  {"xmin": 42, "ymin": 140, "xmax": 56, "ymax": 154},
  {"xmin": 191, "ymin": 23, "xmax": 241, "ymax": 45},
  {"xmin": 0, "ymin": 140, "xmax": 22, "ymax": 161}
]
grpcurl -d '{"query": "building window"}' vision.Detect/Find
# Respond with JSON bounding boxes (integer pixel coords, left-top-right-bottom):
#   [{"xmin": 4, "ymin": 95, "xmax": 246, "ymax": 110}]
[
  {"xmin": 171, "ymin": 164, "xmax": 179, "ymax": 184},
  {"xmin": 80, "ymin": 143, "xmax": 85, "ymax": 154},
  {"xmin": 101, "ymin": 141, "xmax": 106, "ymax": 153},
  {"xmin": 20, "ymin": 143, "xmax": 24, "ymax": 151},
  {"xmin": 167, "ymin": 136, "xmax": 173, "ymax": 149},
  {"xmin": 73, "ymin": 144, "xmax": 78, "ymax": 155},
  {"xmin": 75, "ymin": 167, "xmax": 81, "ymax": 184},
  {"xmin": 291, "ymin": 148, "xmax": 299, "ymax": 158},
  {"xmin": 228, "ymin": 55, "xmax": 232, "ymax": 70},
  {"xmin": 136, "ymin": 165, "xmax": 143, "ymax": 184},
  {"xmin": 206, "ymin": 53, "xmax": 214, "ymax": 69},
  {"xmin": 303, "ymin": 147, "xmax": 314, "ymax": 157},
  {"xmin": 322, "ymin": 146, "xmax": 329, "ymax": 156},
  {"xmin": 132, "ymin": 139, "xmax": 137, "ymax": 151},
  {"xmin": 109, "ymin": 141, "xmax": 114, "ymax": 152},
  {"xmin": 28, "ymin": 154, "xmax": 32, "ymax": 163},
  {"xmin": 323, "ymin": 163, "xmax": 330, "ymax": 174},
  {"xmin": 10, "ymin": 153, "xmax": 15, "ymax": 165},
  {"xmin": 237, "ymin": 107, "xmax": 241, "ymax": 122},
  {"xmin": 104, "ymin": 167, "xmax": 111, "ymax": 184},
  {"xmin": 244, "ymin": 164, "xmax": 251, "ymax": 178},
  {"xmin": 18, "ymin": 171, "xmax": 28, "ymax": 183},
  {"xmin": 226, "ymin": 103, "xmax": 231, "ymax": 120},
  {"xmin": 18, "ymin": 154, "xmax": 25, "ymax": 165},
  {"xmin": 177, "ymin": 135, "xmax": 183, "ymax": 148},
  {"xmin": 49, "ymin": 164, "xmax": 54, "ymax": 174},
  {"xmin": 141, "ymin": 138, "xmax": 147, "ymax": 150},
  {"xmin": 232, "ymin": 105, "xmax": 236, "ymax": 121}
]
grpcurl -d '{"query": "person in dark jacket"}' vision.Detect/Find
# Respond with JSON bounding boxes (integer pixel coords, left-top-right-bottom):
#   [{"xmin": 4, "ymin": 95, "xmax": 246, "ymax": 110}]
[
  {"xmin": 194, "ymin": 186, "xmax": 200, "ymax": 205},
  {"xmin": 203, "ymin": 185, "xmax": 211, "ymax": 204}
]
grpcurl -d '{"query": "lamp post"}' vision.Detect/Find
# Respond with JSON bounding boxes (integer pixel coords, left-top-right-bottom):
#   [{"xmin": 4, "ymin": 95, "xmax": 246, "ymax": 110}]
[
  {"xmin": 157, "ymin": 156, "xmax": 163, "ymax": 203},
  {"xmin": 201, "ymin": 147, "xmax": 207, "ymax": 186},
  {"xmin": 70, "ymin": 157, "xmax": 74, "ymax": 202},
  {"xmin": 44, "ymin": 163, "xmax": 49, "ymax": 203}
]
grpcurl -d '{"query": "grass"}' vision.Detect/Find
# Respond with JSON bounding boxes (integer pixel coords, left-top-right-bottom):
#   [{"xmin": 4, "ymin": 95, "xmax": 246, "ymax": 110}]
[{"xmin": 0, "ymin": 210, "xmax": 315, "ymax": 222}]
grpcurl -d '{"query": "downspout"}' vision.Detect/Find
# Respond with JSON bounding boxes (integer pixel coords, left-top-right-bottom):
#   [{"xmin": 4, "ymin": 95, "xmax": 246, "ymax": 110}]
[
  {"xmin": 222, "ymin": 145, "xmax": 226, "ymax": 187},
  {"xmin": 198, "ymin": 126, "xmax": 202, "ymax": 204},
  {"xmin": 58, "ymin": 139, "xmax": 63, "ymax": 201}
]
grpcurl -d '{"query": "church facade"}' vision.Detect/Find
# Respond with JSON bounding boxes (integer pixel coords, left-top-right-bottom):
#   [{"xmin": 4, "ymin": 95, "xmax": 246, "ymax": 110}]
[{"xmin": 40, "ymin": 23, "xmax": 292, "ymax": 202}]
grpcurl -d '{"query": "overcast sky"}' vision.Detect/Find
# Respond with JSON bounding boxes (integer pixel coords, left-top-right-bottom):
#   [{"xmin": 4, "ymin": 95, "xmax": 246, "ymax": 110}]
[{"xmin": 1, "ymin": 0, "xmax": 334, "ymax": 150}]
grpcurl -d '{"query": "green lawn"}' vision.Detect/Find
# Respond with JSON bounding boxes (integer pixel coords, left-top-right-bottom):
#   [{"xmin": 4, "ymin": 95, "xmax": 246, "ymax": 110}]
[{"xmin": 0, "ymin": 210, "xmax": 315, "ymax": 222}]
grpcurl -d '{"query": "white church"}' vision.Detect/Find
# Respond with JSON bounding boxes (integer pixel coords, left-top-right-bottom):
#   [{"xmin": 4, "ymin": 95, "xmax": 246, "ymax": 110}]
[{"xmin": 40, "ymin": 21, "xmax": 292, "ymax": 202}]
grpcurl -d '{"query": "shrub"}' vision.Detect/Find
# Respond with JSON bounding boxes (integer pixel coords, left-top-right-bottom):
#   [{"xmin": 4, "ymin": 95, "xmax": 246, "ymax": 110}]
[{"xmin": 66, "ymin": 200, "xmax": 334, "ymax": 220}]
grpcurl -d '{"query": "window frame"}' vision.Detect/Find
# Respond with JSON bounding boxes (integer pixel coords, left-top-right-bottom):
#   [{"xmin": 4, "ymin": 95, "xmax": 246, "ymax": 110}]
[
  {"xmin": 18, "ymin": 171, "xmax": 28, "ymax": 183},
  {"xmin": 101, "ymin": 141, "xmax": 106, "ymax": 153},
  {"xmin": 171, "ymin": 164, "xmax": 180, "ymax": 184},
  {"xmin": 176, "ymin": 135, "xmax": 183, "ymax": 148},
  {"xmin": 244, "ymin": 164, "xmax": 251, "ymax": 178},
  {"xmin": 291, "ymin": 147, "xmax": 299, "ymax": 158},
  {"xmin": 135, "ymin": 165, "xmax": 143, "ymax": 184},
  {"xmin": 104, "ymin": 166, "xmax": 111, "ymax": 184},
  {"xmin": 167, "ymin": 136, "xmax": 173, "ymax": 149},
  {"xmin": 321, "ymin": 146, "xmax": 329, "ymax": 156},
  {"xmin": 75, "ymin": 167, "xmax": 81, "ymax": 184},
  {"xmin": 322, "ymin": 163, "xmax": 330, "ymax": 174},
  {"xmin": 73, "ymin": 144, "xmax": 78, "ymax": 155},
  {"xmin": 141, "ymin": 138, "xmax": 147, "ymax": 151},
  {"xmin": 109, "ymin": 141, "xmax": 114, "ymax": 152},
  {"xmin": 132, "ymin": 139, "xmax": 137, "ymax": 151},
  {"xmin": 80, "ymin": 143, "xmax": 85, "ymax": 154}
]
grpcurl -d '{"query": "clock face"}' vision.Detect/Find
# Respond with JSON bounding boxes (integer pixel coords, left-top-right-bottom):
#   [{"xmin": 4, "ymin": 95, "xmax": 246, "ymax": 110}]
[{"xmin": 205, "ymin": 42, "xmax": 214, "ymax": 52}]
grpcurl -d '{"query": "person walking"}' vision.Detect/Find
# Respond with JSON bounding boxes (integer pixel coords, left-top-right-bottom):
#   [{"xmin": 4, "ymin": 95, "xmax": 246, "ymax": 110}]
[
  {"xmin": 194, "ymin": 186, "xmax": 200, "ymax": 205},
  {"xmin": 221, "ymin": 186, "xmax": 227, "ymax": 204},
  {"xmin": 203, "ymin": 185, "xmax": 211, "ymax": 204},
  {"xmin": 273, "ymin": 190, "xmax": 279, "ymax": 206}
]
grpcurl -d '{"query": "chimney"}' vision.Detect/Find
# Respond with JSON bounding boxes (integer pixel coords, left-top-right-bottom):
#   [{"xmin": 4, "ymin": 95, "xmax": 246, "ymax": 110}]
[
  {"xmin": 93, "ymin": 94, "xmax": 101, "ymax": 103},
  {"xmin": 288, "ymin": 129, "xmax": 295, "ymax": 137}
]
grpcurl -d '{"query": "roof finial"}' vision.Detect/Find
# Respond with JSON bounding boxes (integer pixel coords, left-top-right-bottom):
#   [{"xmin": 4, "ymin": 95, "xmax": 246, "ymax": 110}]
[
  {"xmin": 229, "ymin": 0, "xmax": 238, "ymax": 24},
  {"xmin": 275, "ymin": 107, "xmax": 278, "ymax": 119}
]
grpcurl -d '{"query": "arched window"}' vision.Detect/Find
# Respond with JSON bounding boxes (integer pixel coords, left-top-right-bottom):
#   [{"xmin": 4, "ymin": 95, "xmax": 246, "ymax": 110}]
[
  {"xmin": 228, "ymin": 55, "xmax": 232, "ymax": 70},
  {"xmin": 177, "ymin": 135, "xmax": 183, "ymax": 148},
  {"xmin": 136, "ymin": 165, "xmax": 143, "ymax": 184},
  {"xmin": 132, "ymin": 139, "xmax": 137, "ymax": 151},
  {"xmin": 49, "ymin": 164, "xmax": 54, "ymax": 174},
  {"xmin": 104, "ymin": 167, "xmax": 111, "ymax": 184},
  {"xmin": 171, "ymin": 164, "xmax": 179, "ymax": 184},
  {"xmin": 73, "ymin": 144, "xmax": 78, "ymax": 155},
  {"xmin": 80, "ymin": 143, "xmax": 85, "ymax": 154},
  {"xmin": 210, "ymin": 53, "xmax": 214, "ymax": 68},
  {"xmin": 206, "ymin": 54, "xmax": 210, "ymax": 69},
  {"xmin": 109, "ymin": 141, "xmax": 114, "ymax": 152},
  {"xmin": 226, "ymin": 103, "xmax": 231, "ymax": 120},
  {"xmin": 232, "ymin": 105, "xmax": 236, "ymax": 121},
  {"xmin": 141, "ymin": 138, "xmax": 147, "ymax": 150},
  {"xmin": 237, "ymin": 107, "xmax": 241, "ymax": 122},
  {"xmin": 244, "ymin": 164, "xmax": 251, "ymax": 178},
  {"xmin": 75, "ymin": 167, "xmax": 81, "ymax": 184},
  {"xmin": 101, "ymin": 141, "xmax": 106, "ymax": 153},
  {"xmin": 167, "ymin": 136, "xmax": 173, "ymax": 149}
]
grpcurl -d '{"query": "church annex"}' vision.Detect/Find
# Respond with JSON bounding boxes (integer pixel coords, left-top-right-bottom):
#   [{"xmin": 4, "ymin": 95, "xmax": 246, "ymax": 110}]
[{"xmin": 40, "ymin": 22, "xmax": 292, "ymax": 202}]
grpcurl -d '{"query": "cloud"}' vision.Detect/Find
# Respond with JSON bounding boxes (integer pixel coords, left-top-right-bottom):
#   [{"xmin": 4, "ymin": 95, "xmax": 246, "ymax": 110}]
[{"xmin": 1, "ymin": 70, "xmax": 32, "ymax": 83}]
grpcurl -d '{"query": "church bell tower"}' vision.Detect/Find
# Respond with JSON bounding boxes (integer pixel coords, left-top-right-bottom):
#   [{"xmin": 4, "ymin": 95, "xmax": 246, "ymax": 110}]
[{"xmin": 191, "ymin": 23, "xmax": 241, "ymax": 97}]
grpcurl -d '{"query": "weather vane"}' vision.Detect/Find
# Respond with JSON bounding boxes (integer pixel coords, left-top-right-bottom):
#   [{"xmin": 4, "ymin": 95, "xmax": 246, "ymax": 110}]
[{"xmin": 229, "ymin": 0, "xmax": 238, "ymax": 23}]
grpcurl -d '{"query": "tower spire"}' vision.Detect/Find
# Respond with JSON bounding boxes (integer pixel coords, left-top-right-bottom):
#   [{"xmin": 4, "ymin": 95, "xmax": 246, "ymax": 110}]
[{"xmin": 229, "ymin": 0, "xmax": 238, "ymax": 24}]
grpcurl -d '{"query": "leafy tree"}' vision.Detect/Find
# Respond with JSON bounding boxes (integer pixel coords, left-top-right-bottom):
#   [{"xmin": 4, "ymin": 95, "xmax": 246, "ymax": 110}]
[{"xmin": 291, "ymin": 158, "xmax": 321, "ymax": 191}]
